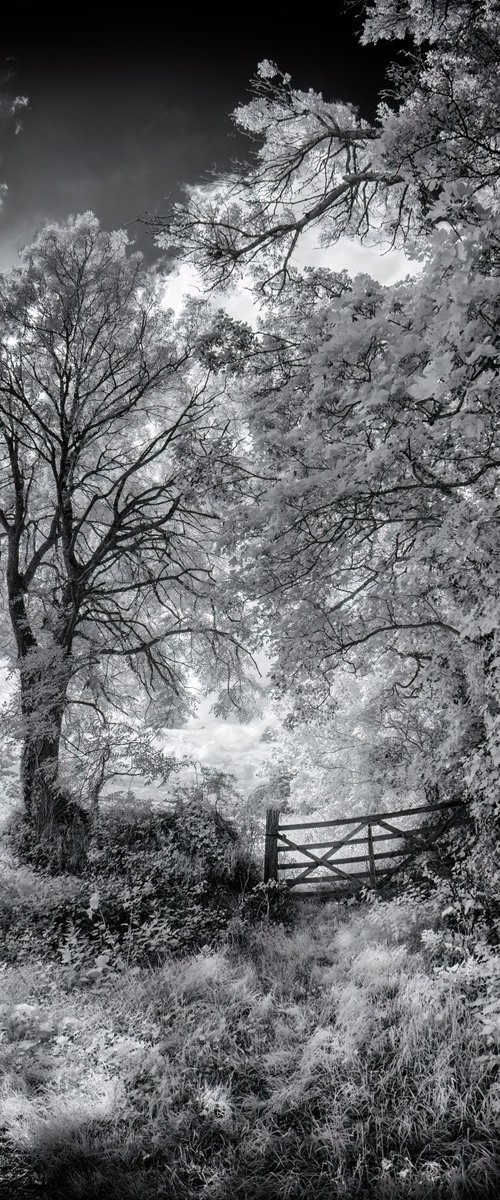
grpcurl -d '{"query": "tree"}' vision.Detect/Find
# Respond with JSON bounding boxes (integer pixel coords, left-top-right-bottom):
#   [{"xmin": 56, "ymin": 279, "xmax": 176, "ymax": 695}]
[
  {"xmin": 227, "ymin": 245, "xmax": 499, "ymax": 800},
  {"xmin": 0, "ymin": 213, "xmax": 245, "ymax": 853},
  {"xmin": 151, "ymin": 0, "xmax": 500, "ymax": 818},
  {"xmin": 154, "ymin": 0, "xmax": 499, "ymax": 291}
]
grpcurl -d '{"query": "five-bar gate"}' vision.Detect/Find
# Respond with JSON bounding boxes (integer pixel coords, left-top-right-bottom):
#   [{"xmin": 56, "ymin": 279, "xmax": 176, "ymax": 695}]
[{"xmin": 264, "ymin": 799, "xmax": 468, "ymax": 895}]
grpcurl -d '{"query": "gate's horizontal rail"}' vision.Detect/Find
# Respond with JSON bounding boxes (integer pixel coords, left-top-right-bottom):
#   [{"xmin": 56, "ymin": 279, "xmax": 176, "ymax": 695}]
[
  {"xmin": 278, "ymin": 798, "xmax": 463, "ymax": 832},
  {"xmin": 292, "ymin": 872, "xmax": 372, "ymax": 885},
  {"xmin": 277, "ymin": 827, "xmax": 431, "ymax": 852},
  {"xmin": 278, "ymin": 848, "xmax": 409, "ymax": 870},
  {"xmin": 264, "ymin": 798, "xmax": 469, "ymax": 890}
]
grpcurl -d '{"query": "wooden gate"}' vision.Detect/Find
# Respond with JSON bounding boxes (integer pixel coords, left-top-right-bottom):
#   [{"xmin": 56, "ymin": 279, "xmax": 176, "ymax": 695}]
[{"xmin": 263, "ymin": 799, "xmax": 468, "ymax": 895}]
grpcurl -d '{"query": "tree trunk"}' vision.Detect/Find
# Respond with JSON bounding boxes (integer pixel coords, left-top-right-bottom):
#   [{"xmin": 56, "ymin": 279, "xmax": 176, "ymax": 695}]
[
  {"xmin": 17, "ymin": 651, "xmax": 89, "ymax": 873},
  {"xmin": 20, "ymin": 718, "xmax": 65, "ymax": 826},
  {"xmin": 19, "ymin": 648, "xmax": 68, "ymax": 820}
]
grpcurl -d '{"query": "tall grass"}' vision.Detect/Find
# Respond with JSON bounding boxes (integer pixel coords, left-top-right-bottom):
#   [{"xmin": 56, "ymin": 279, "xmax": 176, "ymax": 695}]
[{"xmin": 1, "ymin": 878, "xmax": 499, "ymax": 1198}]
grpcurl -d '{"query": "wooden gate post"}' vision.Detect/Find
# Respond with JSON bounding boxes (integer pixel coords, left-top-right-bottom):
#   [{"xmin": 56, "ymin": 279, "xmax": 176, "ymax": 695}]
[
  {"xmin": 367, "ymin": 821, "xmax": 377, "ymax": 889},
  {"xmin": 264, "ymin": 807, "xmax": 280, "ymax": 883}
]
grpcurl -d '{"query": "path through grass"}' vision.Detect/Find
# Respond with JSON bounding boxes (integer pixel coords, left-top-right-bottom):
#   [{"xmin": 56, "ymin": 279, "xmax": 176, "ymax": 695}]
[{"xmin": 1, "ymin": 868, "xmax": 500, "ymax": 1199}]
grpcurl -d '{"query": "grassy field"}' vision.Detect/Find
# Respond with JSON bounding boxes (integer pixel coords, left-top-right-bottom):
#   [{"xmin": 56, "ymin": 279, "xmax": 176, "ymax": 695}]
[{"xmin": 1, "ymin": 833, "xmax": 500, "ymax": 1200}]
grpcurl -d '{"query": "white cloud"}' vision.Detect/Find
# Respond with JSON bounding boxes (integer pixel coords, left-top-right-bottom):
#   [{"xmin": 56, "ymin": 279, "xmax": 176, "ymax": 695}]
[
  {"xmin": 292, "ymin": 226, "xmax": 418, "ymax": 285},
  {"xmin": 160, "ymin": 260, "xmax": 258, "ymax": 327},
  {"xmin": 163, "ymin": 713, "xmax": 272, "ymax": 789},
  {"xmin": 160, "ymin": 229, "xmax": 418, "ymax": 329}
]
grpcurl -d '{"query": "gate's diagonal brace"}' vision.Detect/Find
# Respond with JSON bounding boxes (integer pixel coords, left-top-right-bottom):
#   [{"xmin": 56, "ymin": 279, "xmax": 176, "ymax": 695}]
[
  {"xmin": 378, "ymin": 808, "xmax": 467, "ymax": 887},
  {"xmin": 268, "ymin": 801, "xmax": 469, "ymax": 894},
  {"xmin": 278, "ymin": 822, "xmax": 368, "ymax": 885},
  {"xmin": 376, "ymin": 818, "xmax": 429, "ymax": 853}
]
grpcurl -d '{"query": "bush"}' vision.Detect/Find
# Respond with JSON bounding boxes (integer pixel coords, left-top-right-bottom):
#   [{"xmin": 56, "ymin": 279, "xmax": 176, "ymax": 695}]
[
  {"xmin": 398, "ymin": 804, "xmax": 500, "ymax": 951},
  {"xmin": 0, "ymin": 852, "xmax": 83, "ymax": 966},
  {"xmin": 0, "ymin": 796, "xmax": 261, "ymax": 971},
  {"xmin": 237, "ymin": 879, "xmax": 295, "ymax": 925},
  {"xmin": 77, "ymin": 798, "xmax": 258, "ymax": 967},
  {"xmin": 89, "ymin": 797, "xmax": 259, "ymax": 889},
  {"xmin": 82, "ymin": 799, "xmax": 260, "ymax": 963},
  {"xmin": 3, "ymin": 795, "xmax": 90, "ymax": 876}
]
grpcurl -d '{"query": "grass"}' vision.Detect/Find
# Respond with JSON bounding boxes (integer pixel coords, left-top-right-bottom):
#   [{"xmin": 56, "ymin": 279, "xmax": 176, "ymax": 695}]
[{"xmin": 1, "ymin": 850, "xmax": 500, "ymax": 1200}]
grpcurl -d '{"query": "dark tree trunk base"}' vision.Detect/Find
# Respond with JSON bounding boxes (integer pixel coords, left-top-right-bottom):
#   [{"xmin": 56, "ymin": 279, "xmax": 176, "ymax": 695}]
[{"xmin": 15, "ymin": 789, "xmax": 91, "ymax": 876}]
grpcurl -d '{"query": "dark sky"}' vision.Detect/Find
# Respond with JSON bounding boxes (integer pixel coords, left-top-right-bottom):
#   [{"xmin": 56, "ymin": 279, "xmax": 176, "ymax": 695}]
[{"xmin": 0, "ymin": 4, "xmax": 397, "ymax": 269}]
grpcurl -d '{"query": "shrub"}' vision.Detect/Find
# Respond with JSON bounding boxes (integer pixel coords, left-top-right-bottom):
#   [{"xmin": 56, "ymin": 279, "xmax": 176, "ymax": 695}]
[
  {"xmin": 397, "ymin": 808, "xmax": 500, "ymax": 953},
  {"xmin": 69, "ymin": 798, "xmax": 259, "ymax": 967},
  {"xmin": 237, "ymin": 879, "xmax": 295, "ymax": 925},
  {"xmin": 3, "ymin": 796, "xmax": 90, "ymax": 876},
  {"xmin": 1, "ymin": 795, "xmax": 261, "ymax": 969},
  {"xmin": 88, "ymin": 797, "xmax": 259, "ymax": 895}
]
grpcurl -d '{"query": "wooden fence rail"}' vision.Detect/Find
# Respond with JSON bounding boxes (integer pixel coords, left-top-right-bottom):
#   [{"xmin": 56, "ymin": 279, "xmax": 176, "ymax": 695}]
[{"xmin": 264, "ymin": 799, "xmax": 468, "ymax": 895}]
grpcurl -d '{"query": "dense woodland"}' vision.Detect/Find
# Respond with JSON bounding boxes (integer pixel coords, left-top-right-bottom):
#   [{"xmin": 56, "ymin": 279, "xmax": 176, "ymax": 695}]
[{"xmin": 0, "ymin": 1, "xmax": 499, "ymax": 1196}]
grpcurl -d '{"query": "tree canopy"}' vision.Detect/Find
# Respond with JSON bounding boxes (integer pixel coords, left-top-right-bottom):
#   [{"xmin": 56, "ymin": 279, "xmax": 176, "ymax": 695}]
[
  {"xmin": 152, "ymin": 0, "xmax": 499, "ymax": 820},
  {"xmin": 156, "ymin": 0, "xmax": 499, "ymax": 290}
]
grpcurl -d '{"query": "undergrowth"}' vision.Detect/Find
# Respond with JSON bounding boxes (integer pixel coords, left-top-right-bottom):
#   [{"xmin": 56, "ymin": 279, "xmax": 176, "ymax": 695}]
[
  {"xmin": 0, "ymin": 839, "xmax": 499, "ymax": 1199},
  {"xmin": 1, "ymin": 798, "xmax": 260, "ymax": 970}
]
